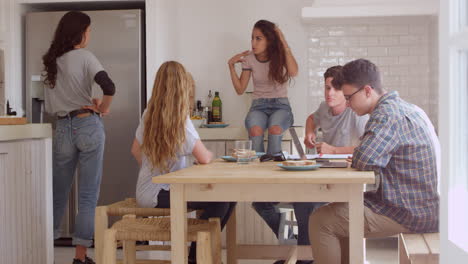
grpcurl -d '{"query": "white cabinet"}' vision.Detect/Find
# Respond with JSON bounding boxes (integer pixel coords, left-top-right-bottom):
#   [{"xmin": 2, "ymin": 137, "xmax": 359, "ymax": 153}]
[{"xmin": 0, "ymin": 128, "xmax": 53, "ymax": 264}]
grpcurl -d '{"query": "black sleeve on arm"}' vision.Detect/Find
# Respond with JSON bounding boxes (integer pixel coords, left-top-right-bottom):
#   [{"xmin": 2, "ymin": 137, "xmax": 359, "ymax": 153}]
[{"xmin": 94, "ymin": 70, "xmax": 116, "ymax": 96}]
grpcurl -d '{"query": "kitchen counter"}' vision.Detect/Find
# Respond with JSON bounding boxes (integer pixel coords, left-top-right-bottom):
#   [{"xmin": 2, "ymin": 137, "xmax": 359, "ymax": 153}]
[
  {"xmin": 195, "ymin": 126, "xmax": 304, "ymax": 141},
  {"xmin": 0, "ymin": 123, "xmax": 53, "ymax": 264},
  {"xmin": 0, "ymin": 123, "xmax": 52, "ymax": 141}
]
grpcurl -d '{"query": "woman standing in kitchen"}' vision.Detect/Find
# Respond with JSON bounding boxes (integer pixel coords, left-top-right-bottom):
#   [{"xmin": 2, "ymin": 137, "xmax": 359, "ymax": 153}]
[
  {"xmin": 42, "ymin": 11, "xmax": 115, "ymax": 264},
  {"xmin": 228, "ymin": 19, "xmax": 298, "ymax": 154},
  {"xmin": 131, "ymin": 61, "xmax": 236, "ymax": 264}
]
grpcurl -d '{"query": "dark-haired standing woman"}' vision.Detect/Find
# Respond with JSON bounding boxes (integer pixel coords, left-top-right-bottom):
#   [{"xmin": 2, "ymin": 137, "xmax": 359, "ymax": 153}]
[
  {"xmin": 228, "ymin": 20, "xmax": 298, "ymax": 155},
  {"xmin": 42, "ymin": 11, "xmax": 115, "ymax": 264},
  {"xmin": 228, "ymin": 20, "xmax": 306, "ymax": 264}
]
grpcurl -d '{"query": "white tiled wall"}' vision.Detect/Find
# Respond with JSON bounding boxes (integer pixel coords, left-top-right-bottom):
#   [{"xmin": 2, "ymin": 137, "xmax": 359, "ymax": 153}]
[
  {"xmin": 307, "ymin": 16, "xmax": 439, "ymax": 129},
  {"xmin": 0, "ymin": 0, "xmax": 6, "ymax": 116}
]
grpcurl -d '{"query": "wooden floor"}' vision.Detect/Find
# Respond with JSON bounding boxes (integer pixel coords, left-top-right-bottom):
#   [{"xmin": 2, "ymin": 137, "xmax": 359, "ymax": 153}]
[{"xmin": 54, "ymin": 237, "xmax": 398, "ymax": 264}]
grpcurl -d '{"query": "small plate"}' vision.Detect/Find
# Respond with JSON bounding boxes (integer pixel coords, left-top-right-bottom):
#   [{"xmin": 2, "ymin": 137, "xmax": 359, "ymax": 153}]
[
  {"xmin": 277, "ymin": 164, "xmax": 322, "ymax": 171},
  {"xmin": 203, "ymin": 123, "xmax": 230, "ymax": 128}
]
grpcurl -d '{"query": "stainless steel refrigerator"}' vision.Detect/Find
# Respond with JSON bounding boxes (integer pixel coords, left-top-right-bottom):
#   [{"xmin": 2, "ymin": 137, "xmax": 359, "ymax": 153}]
[{"xmin": 25, "ymin": 9, "xmax": 145, "ymax": 238}]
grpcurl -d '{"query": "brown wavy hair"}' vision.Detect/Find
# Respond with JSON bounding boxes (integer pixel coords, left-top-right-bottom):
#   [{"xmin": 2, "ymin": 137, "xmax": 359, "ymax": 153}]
[
  {"xmin": 254, "ymin": 20, "xmax": 290, "ymax": 84},
  {"xmin": 142, "ymin": 61, "xmax": 193, "ymax": 173},
  {"xmin": 42, "ymin": 11, "xmax": 91, "ymax": 88}
]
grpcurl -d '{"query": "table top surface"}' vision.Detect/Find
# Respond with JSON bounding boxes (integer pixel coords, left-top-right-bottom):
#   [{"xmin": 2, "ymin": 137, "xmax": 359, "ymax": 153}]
[{"xmin": 152, "ymin": 160, "xmax": 375, "ymax": 184}]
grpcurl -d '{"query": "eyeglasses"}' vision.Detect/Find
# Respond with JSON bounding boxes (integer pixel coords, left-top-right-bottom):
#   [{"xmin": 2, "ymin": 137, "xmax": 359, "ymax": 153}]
[{"xmin": 344, "ymin": 87, "xmax": 364, "ymax": 101}]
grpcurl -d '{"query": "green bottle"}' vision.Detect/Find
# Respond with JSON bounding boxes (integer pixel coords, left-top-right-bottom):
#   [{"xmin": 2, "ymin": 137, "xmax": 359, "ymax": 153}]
[{"xmin": 212, "ymin": 91, "xmax": 222, "ymax": 122}]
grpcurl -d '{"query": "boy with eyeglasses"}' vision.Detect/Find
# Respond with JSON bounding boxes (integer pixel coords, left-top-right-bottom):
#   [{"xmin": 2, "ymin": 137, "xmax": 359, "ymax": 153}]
[{"xmin": 308, "ymin": 59, "xmax": 440, "ymax": 264}]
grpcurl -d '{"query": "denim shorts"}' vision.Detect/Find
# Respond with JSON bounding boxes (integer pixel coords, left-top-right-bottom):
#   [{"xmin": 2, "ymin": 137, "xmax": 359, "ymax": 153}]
[{"xmin": 245, "ymin": 97, "xmax": 294, "ymax": 131}]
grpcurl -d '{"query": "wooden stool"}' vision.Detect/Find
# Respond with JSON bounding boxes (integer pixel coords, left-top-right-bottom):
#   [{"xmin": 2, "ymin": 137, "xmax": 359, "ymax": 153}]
[
  {"xmin": 399, "ymin": 233, "xmax": 439, "ymax": 264},
  {"xmin": 102, "ymin": 215, "xmax": 222, "ymax": 264},
  {"xmin": 95, "ymin": 198, "xmax": 197, "ymax": 264}
]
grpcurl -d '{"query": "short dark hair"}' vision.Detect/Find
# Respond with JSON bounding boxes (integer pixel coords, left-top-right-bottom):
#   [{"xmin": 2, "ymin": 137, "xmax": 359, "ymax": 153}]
[
  {"xmin": 331, "ymin": 59, "xmax": 384, "ymax": 94},
  {"xmin": 323, "ymin": 65, "xmax": 343, "ymax": 80}
]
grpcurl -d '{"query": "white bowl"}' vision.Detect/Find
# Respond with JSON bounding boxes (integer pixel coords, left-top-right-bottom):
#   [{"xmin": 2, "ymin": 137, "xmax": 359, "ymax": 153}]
[{"xmin": 191, "ymin": 119, "xmax": 205, "ymax": 128}]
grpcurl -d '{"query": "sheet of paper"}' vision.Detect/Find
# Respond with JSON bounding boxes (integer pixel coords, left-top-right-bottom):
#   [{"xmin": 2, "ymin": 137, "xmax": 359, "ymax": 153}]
[{"xmin": 287, "ymin": 154, "xmax": 352, "ymax": 160}]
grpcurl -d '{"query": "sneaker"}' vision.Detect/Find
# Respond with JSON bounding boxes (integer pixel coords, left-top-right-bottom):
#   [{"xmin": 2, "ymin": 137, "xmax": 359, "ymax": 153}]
[{"xmin": 72, "ymin": 256, "xmax": 95, "ymax": 264}]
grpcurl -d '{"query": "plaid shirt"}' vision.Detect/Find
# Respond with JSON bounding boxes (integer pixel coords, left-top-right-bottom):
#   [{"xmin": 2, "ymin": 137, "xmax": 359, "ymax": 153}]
[{"xmin": 352, "ymin": 91, "xmax": 439, "ymax": 233}]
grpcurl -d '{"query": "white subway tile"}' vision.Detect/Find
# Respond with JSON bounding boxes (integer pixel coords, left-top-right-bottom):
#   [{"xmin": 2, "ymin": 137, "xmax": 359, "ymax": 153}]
[
  {"xmin": 308, "ymin": 47, "xmax": 328, "ymax": 57},
  {"xmin": 308, "ymin": 37, "xmax": 320, "ymax": 47},
  {"xmin": 359, "ymin": 37, "xmax": 379, "ymax": 46},
  {"xmin": 388, "ymin": 47, "xmax": 409, "ymax": 56},
  {"xmin": 349, "ymin": 25, "xmax": 368, "ymax": 36},
  {"xmin": 309, "ymin": 26, "xmax": 329, "ymax": 37},
  {"xmin": 368, "ymin": 25, "xmax": 389, "ymax": 36},
  {"xmin": 409, "ymin": 46, "xmax": 429, "ymax": 55},
  {"xmin": 319, "ymin": 37, "xmax": 339, "ymax": 47},
  {"xmin": 348, "ymin": 47, "xmax": 367, "ymax": 57},
  {"xmin": 408, "ymin": 67, "xmax": 430, "ymax": 75},
  {"xmin": 399, "ymin": 36, "xmax": 421, "ymax": 45},
  {"xmin": 398, "ymin": 56, "xmax": 420, "ymax": 65},
  {"xmin": 341, "ymin": 37, "xmax": 360, "ymax": 47},
  {"xmin": 319, "ymin": 57, "xmax": 338, "ymax": 67},
  {"xmin": 339, "ymin": 57, "xmax": 357, "ymax": 65},
  {"xmin": 418, "ymin": 56, "xmax": 430, "ymax": 65},
  {"xmin": 388, "ymin": 65, "xmax": 410, "ymax": 76},
  {"xmin": 328, "ymin": 47, "xmax": 346, "ymax": 57},
  {"xmin": 378, "ymin": 57, "xmax": 399, "ymax": 66},
  {"xmin": 389, "ymin": 25, "xmax": 409, "ymax": 35},
  {"xmin": 368, "ymin": 47, "xmax": 388, "ymax": 56},
  {"xmin": 409, "ymin": 24, "xmax": 429, "ymax": 35},
  {"xmin": 329, "ymin": 26, "xmax": 346, "ymax": 36},
  {"xmin": 379, "ymin": 36, "xmax": 399, "ymax": 46}
]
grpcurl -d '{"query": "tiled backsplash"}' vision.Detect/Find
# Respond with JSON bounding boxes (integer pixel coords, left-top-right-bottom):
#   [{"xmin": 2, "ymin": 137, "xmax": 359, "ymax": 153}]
[
  {"xmin": 0, "ymin": 48, "xmax": 4, "ymax": 116},
  {"xmin": 307, "ymin": 16, "xmax": 438, "ymax": 129}
]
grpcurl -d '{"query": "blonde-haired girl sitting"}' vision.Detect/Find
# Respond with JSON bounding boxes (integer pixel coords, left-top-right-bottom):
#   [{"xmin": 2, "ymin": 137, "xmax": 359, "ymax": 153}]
[{"xmin": 131, "ymin": 61, "xmax": 235, "ymax": 263}]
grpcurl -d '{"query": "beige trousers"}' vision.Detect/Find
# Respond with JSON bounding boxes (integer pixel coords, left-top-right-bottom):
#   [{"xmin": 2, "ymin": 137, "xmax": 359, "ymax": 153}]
[{"xmin": 308, "ymin": 202, "xmax": 410, "ymax": 264}]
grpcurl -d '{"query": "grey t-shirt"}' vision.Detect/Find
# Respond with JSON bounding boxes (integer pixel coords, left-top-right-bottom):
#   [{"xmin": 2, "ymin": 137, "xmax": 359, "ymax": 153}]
[
  {"xmin": 44, "ymin": 49, "xmax": 104, "ymax": 116},
  {"xmin": 313, "ymin": 101, "xmax": 369, "ymax": 147},
  {"xmin": 135, "ymin": 111, "xmax": 200, "ymax": 208}
]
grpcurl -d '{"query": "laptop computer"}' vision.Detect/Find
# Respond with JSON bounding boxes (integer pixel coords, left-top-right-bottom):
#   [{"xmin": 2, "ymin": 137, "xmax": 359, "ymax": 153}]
[{"xmin": 288, "ymin": 127, "xmax": 349, "ymax": 168}]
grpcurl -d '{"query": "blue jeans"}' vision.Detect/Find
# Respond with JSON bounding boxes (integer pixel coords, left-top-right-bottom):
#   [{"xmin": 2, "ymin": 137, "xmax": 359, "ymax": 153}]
[
  {"xmin": 245, "ymin": 98, "xmax": 294, "ymax": 154},
  {"xmin": 52, "ymin": 113, "xmax": 105, "ymax": 247},
  {"xmin": 252, "ymin": 202, "xmax": 326, "ymax": 245}
]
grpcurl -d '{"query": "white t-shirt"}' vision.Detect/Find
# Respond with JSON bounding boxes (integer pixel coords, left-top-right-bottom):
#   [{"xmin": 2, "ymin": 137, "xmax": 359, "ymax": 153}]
[
  {"xmin": 135, "ymin": 112, "xmax": 200, "ymax": 207},
  {"xmin": 313, "ymin": 101, "xmax": 369, "ymax": 147}
]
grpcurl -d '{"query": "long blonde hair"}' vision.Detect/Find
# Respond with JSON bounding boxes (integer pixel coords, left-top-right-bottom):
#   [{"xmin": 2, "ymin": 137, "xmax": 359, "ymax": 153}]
[{"xmin": 142, "ymin": 61, "xmax": 193, "ymax": 173}]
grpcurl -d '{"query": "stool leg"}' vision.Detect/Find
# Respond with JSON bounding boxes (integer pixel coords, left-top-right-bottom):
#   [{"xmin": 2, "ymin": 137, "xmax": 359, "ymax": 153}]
[
  {"xmin": 123, "ymin": 240, "xmax": 136, "ymax": 264},
  {"xmin": 121, "ymin": 214, "xmax": 137, "ymax": 264},
  {"xmin": 95, "ymin": 206, "xmax": 109, "ymax": 264},
  {"xmin": 103, "ymin": 229, "xmax": 117, "ymax": 264},
  {"xmin": 208, "ymin": 218, "xmax": 222, "ymax": 264},
  {"xmin": 399, "ymin": 234, "xmax": 411, "ymax": 264},
  {"xmin": 226, "ymin": 207, "xmax": 237, "ymax": 264},
  {"xmin": 197, "ymin": 231, "xmax": 213, "ymax": 264}
]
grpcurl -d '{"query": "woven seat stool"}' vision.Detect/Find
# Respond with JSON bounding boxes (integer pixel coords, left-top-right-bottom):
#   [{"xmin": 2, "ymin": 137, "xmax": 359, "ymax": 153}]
[
  {"xmin": 102, "ymin": 215, "xmax": 221, "ymax": 264},
  {"xmin": 95, "ymin": 198, "xmax": 196, "ymax": 264}
]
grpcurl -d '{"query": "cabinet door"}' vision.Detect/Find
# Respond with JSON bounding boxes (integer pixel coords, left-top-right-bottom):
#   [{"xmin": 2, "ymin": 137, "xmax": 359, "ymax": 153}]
[
  {"xmin": 202, "ymin": 140, "xmax": 226, "ymax": 157},
  {"xmin": 0, "ymin": 139, "xmax": 53, "ymax": 264}
]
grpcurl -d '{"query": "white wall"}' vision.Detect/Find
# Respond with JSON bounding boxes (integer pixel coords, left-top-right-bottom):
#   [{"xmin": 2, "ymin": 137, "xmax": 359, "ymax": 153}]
[{"xmin": 146, "ymin": 0, "xmax": 310, "ymax": 127}]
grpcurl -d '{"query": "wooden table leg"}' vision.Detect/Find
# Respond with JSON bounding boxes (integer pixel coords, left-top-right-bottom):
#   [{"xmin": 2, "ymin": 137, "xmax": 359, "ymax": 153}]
[
  {"xmin": 226, "ymin": 206, "xmax": 237, "ymax": 264},
  {"xmin": 170, "ymin": 184, "xmax": 187, "ymax": 263},
  {"xmin": 348, "ymin": 184, "xmax": 365, "ymax": 264}
]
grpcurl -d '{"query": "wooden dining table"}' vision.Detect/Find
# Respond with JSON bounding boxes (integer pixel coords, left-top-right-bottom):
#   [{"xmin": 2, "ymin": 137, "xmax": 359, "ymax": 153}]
[{"xmin": 152, "ymin": 160, "xmax": 375, "ymax": 264}]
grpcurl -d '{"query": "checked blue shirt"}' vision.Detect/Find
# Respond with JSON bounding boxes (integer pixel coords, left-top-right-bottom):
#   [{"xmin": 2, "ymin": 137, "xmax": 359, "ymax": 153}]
[{"xmin": 352, "ymin": 91, "xmax": 439, "ymax": 233}]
